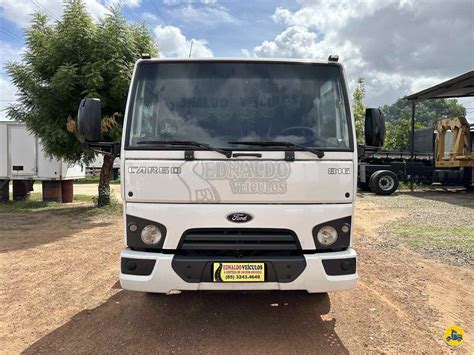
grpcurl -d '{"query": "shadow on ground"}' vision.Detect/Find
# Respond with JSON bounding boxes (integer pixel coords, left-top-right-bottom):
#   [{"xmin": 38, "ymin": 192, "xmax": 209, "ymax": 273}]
[
  {"xmin": 25, "ymin": 290, "xmax": 347, "ymax": 354},
  {"xmin": 0, "ymin": 204, "xmax": 119, "ymax": 253}
]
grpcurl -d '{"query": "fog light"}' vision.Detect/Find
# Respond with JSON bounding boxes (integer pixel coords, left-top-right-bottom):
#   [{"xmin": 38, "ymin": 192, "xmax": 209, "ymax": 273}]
[
  {"xmin": 341, "ymin": 224, "xmax": 350, "ymax": 234},
  {"xmin": 140, "ymin": 225, "xmax": 162, "ymax": 245},
  {"xmin": 126, "ymin": 260, "xmax": 137, "ymax": 271},
  {"xmin": 341, "ymin": 260, "xmax": 352, "ymax": 271},
  {"xmin": 317, "ymin": 226, "xmax": 338, "ymax": 246},
  {"xmin": 129, "ymin": 223, "xmax": 138, "ymax": 232}
]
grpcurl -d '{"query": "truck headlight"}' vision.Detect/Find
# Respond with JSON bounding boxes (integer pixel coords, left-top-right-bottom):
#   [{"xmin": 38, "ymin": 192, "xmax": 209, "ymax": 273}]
[
  {"xmin": 141, "ymin": 225, "xmax": 162, "ymax": 245},
  {"xmin": 317, "ymin": 226, "xmax": 338, "ymax": 246}
]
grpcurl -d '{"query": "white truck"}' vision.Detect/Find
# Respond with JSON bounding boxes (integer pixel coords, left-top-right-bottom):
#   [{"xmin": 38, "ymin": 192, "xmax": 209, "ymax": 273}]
[
  {"xmin": 78, "ymin": 57, "xmax": 384, "ymax": 293},
  {"xmin": 0, "ymin": 121, "xmax": 85, "ymax": 202}
]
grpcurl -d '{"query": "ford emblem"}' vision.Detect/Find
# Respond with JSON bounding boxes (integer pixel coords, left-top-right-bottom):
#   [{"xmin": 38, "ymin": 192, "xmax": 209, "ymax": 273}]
[{"xmin": 227, "ymin": 212, "xmax": 253, "ymax": 223}]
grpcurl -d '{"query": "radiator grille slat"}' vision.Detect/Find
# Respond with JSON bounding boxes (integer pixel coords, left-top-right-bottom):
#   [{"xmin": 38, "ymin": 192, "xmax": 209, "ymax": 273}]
[{"xmin": 179, "ymin": 229, "xmax": 300, "ymax": 252}]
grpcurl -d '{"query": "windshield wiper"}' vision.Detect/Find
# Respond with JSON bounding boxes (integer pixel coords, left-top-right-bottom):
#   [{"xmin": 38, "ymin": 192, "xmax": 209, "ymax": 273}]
[
  {"xmin": 137, "ymin": 140, "xmax": 232, "ymax": 158},
  {"xmin": 228, "ymin": 141, "xmax": 325, "ymax": 158}
]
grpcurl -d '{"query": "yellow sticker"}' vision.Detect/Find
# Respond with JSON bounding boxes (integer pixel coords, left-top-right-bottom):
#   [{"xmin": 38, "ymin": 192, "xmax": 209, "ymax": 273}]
[
  {"xmin": 213, "ymin": 262, "xmax": 265, "ymax": 282},
  {"xmin": 444, "ymin": 325, "xmax": 464, "ymax": 347}
]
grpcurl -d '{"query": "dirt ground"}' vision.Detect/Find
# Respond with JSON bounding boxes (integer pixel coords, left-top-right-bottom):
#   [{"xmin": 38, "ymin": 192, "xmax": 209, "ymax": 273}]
[{"xmin": 0, "ymin": 189, "xmax": 472, "ymax": 353}]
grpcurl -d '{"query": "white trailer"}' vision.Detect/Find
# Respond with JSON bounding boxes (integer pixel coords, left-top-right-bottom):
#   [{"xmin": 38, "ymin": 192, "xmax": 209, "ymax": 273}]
[{"xmin": 0, "ymin": 121, "xmax": 85, "ymax": 202}]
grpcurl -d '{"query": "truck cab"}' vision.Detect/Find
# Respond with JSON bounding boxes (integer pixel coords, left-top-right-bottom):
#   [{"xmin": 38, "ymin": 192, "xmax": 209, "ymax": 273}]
[{"xmin": 80, "ymin": 58, "xmax": 359, "ymax": 293}]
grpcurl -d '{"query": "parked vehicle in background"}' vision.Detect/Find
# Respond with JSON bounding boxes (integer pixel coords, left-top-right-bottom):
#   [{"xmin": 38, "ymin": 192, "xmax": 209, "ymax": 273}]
[
  {"xmin": 358, "ymin": 71, "xmax": 474, "ymax": 195},
  {"xmin": 0, "ymin": 121, "xmax": 85, "ymax": 202},
  {"xmin": 86, "ymin": 155, "xmax": 121, "ymax": 180}
]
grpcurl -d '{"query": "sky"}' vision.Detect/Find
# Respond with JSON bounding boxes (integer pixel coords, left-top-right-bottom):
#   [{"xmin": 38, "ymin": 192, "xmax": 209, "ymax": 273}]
[{"xmin": 1, "ymin": 0, "xmax": 473, "ymax": 119}]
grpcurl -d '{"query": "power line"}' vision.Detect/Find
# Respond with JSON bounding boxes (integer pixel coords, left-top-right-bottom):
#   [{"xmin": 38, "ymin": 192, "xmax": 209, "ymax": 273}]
[
  {"xmin": 31, "ymin": 0, "xmax": 61, "ymax": 22},
  {"xmin": 149, "ymin": 1, "xmax": 161, "ymax": 19},
  {"xmin": 0, "ymin": 27, "xmax": 24, "ymax": 43},
  {"xmin": 117, "ymin": 0, "xmax": 141, "ymax": 23}
]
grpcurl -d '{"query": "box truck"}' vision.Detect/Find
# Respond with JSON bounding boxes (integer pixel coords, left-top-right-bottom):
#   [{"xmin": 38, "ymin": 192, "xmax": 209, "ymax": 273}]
[
  {"xmin": 0, "ymin": 121, "xmax": 85, "ymax": 202},
  {"xmin": 77, "ymin": 57, "xmax": 384, "ymax": 293}
]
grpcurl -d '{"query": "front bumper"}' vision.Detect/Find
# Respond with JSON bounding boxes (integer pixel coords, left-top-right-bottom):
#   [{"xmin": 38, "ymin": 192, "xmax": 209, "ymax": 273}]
[{"xmin": 119, "ymin": 248, "xmax": 357, "ymax": 293}]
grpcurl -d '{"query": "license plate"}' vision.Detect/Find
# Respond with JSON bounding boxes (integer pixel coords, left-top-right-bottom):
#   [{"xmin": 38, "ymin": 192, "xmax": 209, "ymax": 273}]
[{"xmin": 213, "ymin": 262, "xmax": 265, "ymax": 282}]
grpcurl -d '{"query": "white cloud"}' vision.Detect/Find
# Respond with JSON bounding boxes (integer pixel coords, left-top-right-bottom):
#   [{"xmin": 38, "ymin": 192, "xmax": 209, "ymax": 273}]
[
  {"xmin": 163, "ymin": 0, "xmax": 217, "ymax": 5},
  {"xmin": 0, "ymin": 0, "xmax": 143, "ymax": 28},
  {"xmin": 172, "ymin": 4, "xmax": 237, "ymax": 26},
  {"xmin": 272, "ymin": 1, "xmax": 390, "ymax": 31},
  {"xmin": 246, "ymin": 0, "xmax": 474, "ymax": 106},
  {"xmin": 0, "ymin": 0, "xmax": 60, "ymax": 27},
  {"xmin": 0, "ymin": 41, "xmax": 24, "ymax": 70},
  {"xmin": 116, "ymin": 0, "xmax": 141, "ymax": 8},
  {"xmin": 85, "ymin": 0, "xmax": 109, "ymax": 20},
  {"xmin": 162, "ymin": 0, "xmax": 237, "ymax": 27},
  {"xmin": 154, "ymin": 25, "xmax": 213, "ymax": 58},
  {"xmin": 141, "ymin": 11, "xmax": 161, "ymax": 23},
  {"xmin": 0, "ymin": 42, "xmax": 24, "ymax": 118},
  {"xmin": 0, "ymin": 76, "xmax": 17, "ymax": 118}
]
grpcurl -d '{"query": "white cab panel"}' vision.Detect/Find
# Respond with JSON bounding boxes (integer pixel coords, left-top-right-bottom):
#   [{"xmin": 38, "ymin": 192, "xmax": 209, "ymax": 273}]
[{"xmin": 125, "ymin": 159, "xmax": 353, "ymax": 204}]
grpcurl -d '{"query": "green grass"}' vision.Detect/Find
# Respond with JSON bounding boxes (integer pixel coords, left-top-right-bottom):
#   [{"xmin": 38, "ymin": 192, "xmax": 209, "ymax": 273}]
[
  {"xmin": 394, "ymin": 224, "xmax": 474, "ymax": 252},
  {"xmin": 74, "ymin": 176, "xmax": 121, "ymax": 184},
  {"xmin": 397, "ymin": 182, "xmax": 432, "ymax": 191},
  {"xmin": 0, "ymin": 192, "xmax": 121, "ymax": 216}
]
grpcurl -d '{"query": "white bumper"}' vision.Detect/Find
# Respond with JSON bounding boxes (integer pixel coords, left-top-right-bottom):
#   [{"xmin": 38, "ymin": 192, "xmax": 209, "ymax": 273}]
[{"xmin": 120, "ymin": 248, "xmax": 357, "ymax": 293}]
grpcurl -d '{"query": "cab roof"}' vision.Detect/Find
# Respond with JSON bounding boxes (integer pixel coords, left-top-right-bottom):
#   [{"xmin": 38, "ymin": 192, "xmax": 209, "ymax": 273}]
[{"xmin": 137, "ymin": 57, "xmax": 341, "ymax": 66}]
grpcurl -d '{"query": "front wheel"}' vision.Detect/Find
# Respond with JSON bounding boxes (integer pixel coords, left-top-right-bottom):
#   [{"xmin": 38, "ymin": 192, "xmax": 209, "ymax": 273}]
[{"xmin": 369, "ymin": 170, "xmax": 399, "ymax": 195}]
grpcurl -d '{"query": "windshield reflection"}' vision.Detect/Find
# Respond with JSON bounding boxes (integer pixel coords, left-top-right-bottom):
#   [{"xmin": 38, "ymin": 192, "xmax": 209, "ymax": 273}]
[{"xmin": 129, "ymin": 62, "xmax": 351, "ymax": 150}]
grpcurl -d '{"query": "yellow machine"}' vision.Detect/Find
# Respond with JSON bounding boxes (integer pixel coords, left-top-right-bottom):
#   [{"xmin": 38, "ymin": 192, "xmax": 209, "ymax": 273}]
[
  {"xmin": 433, "ymin": 117, "xmax": 473, "ymax": 187},
  {"xmin": 404, "ymin": 70, "xmax": 474, "ymax": 189},
  {"xmin": 433, "ymin": 117, "xmax": 474, "ymax": 168}
]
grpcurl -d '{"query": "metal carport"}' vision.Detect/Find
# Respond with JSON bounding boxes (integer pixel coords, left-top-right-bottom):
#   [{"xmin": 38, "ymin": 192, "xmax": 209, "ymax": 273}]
[{"xmin": 404, "ymin": 70, "xmax": 474, "ymax": 159}]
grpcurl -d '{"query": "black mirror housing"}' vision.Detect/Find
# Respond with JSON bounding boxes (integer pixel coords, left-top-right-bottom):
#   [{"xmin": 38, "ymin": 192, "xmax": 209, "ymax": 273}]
[
  {"xmin": 365, "ymin": 108, "xmax": 385, "ymax": 147},
  {"xmin": 78, "ymin": 98, "xmax": 101, "ymax": 142}
]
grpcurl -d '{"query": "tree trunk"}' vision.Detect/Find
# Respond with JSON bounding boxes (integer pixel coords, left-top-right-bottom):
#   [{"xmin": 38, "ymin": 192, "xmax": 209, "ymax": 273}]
[{"xmin": 97, "ymin": 154, "xmax": 115, "ymax": 207}]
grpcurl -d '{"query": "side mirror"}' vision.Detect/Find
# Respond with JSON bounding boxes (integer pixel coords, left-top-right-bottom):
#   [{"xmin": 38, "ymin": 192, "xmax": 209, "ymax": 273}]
[
  {"xmin": 77, "ymin": 98, "xmax": 101, "ymax": 142},
  {"xmin": 365, "ymin": 108, "xmax": 385, "ymax": 147}
]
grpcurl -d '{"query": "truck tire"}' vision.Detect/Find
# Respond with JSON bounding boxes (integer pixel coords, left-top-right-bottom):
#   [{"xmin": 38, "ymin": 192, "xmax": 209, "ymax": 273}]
[{"xmin": 369, "ymin": 170, "xmax": 399, "ymax": 195}]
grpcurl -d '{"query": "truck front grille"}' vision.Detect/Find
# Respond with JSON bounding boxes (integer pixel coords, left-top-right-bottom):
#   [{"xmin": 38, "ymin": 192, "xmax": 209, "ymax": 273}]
[{"xmin": 177, "ymin": 228, "xmax": 301, "ymax": 256}]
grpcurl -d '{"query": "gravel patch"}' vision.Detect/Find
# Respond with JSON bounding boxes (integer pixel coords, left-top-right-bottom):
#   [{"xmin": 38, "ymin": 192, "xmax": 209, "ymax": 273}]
[{"xmin": 359, "ymin": 191, "xmax": 474, "ymax": 267}]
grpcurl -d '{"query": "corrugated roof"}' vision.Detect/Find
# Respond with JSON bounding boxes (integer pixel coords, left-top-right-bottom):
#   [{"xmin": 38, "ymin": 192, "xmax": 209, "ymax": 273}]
[{"xmin": 405, "ymin": 70, "xmax": 474, "ymax": 101}]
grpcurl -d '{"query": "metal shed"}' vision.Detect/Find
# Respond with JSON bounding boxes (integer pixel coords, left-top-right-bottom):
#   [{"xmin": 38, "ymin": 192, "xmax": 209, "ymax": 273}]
[{"xmin": 404, "ymin": 70, "xmax": 474, "ymax": 158}]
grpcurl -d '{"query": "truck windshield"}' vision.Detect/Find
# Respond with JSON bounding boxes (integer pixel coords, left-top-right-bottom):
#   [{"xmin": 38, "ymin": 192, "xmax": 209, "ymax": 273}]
[{"xmin": 127, "ymin": 61, "xmax": 351, "ymax": 150}]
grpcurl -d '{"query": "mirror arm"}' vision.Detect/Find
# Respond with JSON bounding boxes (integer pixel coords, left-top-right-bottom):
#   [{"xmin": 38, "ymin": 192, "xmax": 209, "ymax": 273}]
[{"xmin": 81, "ymin": 142, "xmax": 121, "ymax": 158}]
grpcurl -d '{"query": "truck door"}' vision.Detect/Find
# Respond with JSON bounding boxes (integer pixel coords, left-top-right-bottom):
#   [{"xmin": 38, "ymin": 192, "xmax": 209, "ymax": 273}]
[{"xmin": 8, "ymin": 125, "xmax": 37, "ymax": 177}]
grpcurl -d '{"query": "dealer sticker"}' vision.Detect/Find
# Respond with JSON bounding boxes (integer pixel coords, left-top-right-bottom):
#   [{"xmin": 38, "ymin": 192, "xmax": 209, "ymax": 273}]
[{"xmin": 213, "ymin": 262, "xmax": 265, "ymax": 282}]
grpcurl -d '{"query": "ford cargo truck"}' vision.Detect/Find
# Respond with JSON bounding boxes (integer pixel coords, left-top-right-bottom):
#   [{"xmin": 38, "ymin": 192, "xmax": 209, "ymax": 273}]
[{"xmin": 78, "ymin": 57, "xmax": 382, "ymax": 293}]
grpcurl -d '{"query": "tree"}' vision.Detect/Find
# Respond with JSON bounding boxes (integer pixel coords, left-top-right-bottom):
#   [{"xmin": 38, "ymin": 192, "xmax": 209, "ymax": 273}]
[
  {"xmin": 352, "ymin": 77, "xmax": 366, "ymax": 144},
  {"xmin": 384, "ymin": 118, "xmax": 423, "ymax": 151},
  {"xmin": 381, "ymin": 98, "xmax": 466, "ymax": 150},
  {"xmin": 381, "ymin": 98, "xmax": 466, "ymax": 126},
  {"xmin": 5, "ymin": 0, "xmax": 157, "ymax": 206}
]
